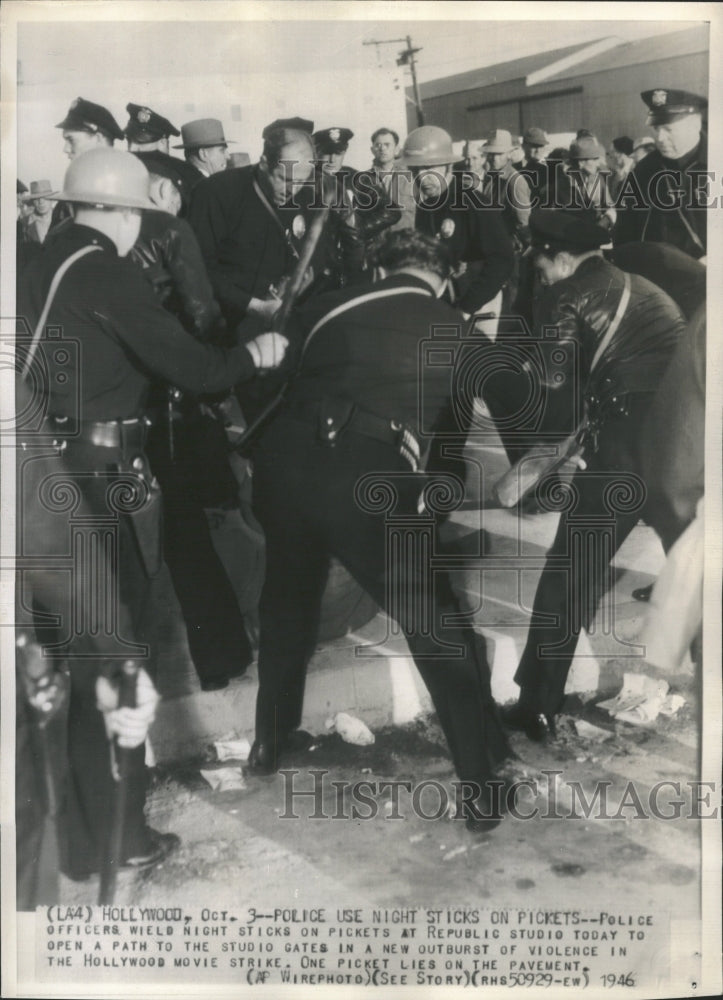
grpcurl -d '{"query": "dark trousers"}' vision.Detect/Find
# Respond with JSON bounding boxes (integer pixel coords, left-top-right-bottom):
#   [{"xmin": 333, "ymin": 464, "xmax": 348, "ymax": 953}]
[
  {"xmin": 16, "ymin": 441, "xmax": 154, "ymax": 881},
  {"xmin": 146, "ymin": 413, "xmax": 252, "ymax": 685},
  {"xmin": 514, "ymin": 397, "xmax": 652, "ymax": 719},
  {"xmin": 252, "ymin": 418, "xmax": 509, "ymax": 785}
]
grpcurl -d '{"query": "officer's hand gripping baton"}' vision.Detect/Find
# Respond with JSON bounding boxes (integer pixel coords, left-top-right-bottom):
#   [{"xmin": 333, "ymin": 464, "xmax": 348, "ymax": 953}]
[{"xmin": 98, "ymin": 659, "xmax": 140, "ymax": 905}]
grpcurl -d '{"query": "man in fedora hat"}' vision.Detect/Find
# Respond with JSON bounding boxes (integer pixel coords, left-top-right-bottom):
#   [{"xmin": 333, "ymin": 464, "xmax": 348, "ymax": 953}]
[
  {"xmin": 124, "ymin": 102, "xmax": 180, "ymax": 154},
  {"xmin": 518, "ymin": 126, "xmax": 550, "ymax": 198},
  {"xmin": 19, "ymin": 180, "xmax": 56, "ymax": 244},
  {"xmin": 175, "ymin": 118, "xmax": 232, "ymax": 181},
  {"xmin": 498, "ymin": 208, "xmax": 685, "ymax": 742},
  {"xmin": 482, "ymin": 129, "xmax": 533, "ymax": 250},
  {"xmin": 557, "ymin": 135, "xmax": 615, "ymax": 230},
  {"xmin": 614, "ymin": 89, "xmax": 708, "ymax": 261}
]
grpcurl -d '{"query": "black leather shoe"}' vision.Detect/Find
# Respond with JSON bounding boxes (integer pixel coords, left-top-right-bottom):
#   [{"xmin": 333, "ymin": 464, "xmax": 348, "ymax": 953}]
[
  {"xmin": 247, "ymin": 740, "xmax": 277, "ymax": 776},
  {"xmin": 123, "ymin": 830, "xmax": 180, "ymax": 871},
  {"xmin": 632, "ymin": 583, "xmax": 654, "ymax": 602},
  {"xmin": 200, "ymin": 678, "xmax": 229, "ymax": 692},
  {"xmin": 247, "ymin": 730, "xmax": 314, "ymax": 776},
  {"xmin": 464, "ymin": 780, "xmax": 516, "ymax": 834},
  {"xmin": 501, "ymin": 704, "xmax": 554, "ymax": 743}
]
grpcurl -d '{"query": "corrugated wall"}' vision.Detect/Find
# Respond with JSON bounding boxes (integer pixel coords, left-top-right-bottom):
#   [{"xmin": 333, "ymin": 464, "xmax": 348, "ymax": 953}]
[{"xmin": 416, "ymin": 50, "xmax": 708, "ymax": 144}]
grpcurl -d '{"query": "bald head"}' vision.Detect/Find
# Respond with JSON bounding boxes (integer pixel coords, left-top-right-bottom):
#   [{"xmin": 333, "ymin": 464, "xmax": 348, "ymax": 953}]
[{"xmin": 260, "ymin": 128, "xmax": 316, "ymax": 206}]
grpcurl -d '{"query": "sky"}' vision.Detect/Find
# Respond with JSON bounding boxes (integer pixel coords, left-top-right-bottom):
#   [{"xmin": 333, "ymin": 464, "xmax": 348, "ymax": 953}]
[
  {"xmin": 17, "ymin": 16, "xmax": 700, "ymax": 89},
  {"xmin": 11, "ymin": 5, "xmax": 710, "ymax": 187}
]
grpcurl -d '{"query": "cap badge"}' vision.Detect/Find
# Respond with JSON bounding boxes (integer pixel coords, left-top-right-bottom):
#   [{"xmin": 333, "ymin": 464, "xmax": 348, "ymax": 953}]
[
  {"xmin": 651, "ymin": 90, "xmax": 668, "ymax": 107},
  {"xmin": 292, "ymin": 214, "xmax": 306, "ymax": 240},
  {"xmin": 439, "ymin": 218, "xmax": 455, "ymax": 239},
  {"xmin": 329, "ymin": 128, "xmax": 341, "ymax": 143},
  {"xmin": 138, "ymin": 108, "xmax": 151, "ymax": 124},
  {"xmin": 70, "ymin": 98, "xmax": 81, "ymax": 109}
]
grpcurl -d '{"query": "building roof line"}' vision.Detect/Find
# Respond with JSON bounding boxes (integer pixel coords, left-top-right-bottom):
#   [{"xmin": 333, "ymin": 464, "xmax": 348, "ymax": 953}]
[{"xmin": 525, "ymin": 37, "xmax": 620, "ymax": 86}]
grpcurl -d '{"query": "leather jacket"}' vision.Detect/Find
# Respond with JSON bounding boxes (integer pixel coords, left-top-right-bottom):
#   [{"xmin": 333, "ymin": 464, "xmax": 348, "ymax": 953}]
[
  {"xmin": 130, "ymin": 209, "xmax": 224, "ymax": 341},
  {"xmin": 534, "ymin": 255, "xmax": 685, "ymax": 426}
]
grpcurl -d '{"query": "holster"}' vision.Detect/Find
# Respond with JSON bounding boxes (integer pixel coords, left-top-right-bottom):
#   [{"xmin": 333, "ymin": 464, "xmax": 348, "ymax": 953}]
[
  {"xmin": 118, "ymin": 451, "xmax": 164, "ymax": 579},
  {"xmin": 317, "ymin": 397, "xmax": 356, "ymax": 446}
]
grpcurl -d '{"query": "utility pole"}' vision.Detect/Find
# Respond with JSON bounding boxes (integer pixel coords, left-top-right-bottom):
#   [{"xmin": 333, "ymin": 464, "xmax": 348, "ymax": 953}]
[{"xmin": 363, "ymin": 36, "xmax": 425, "ymax": 127}]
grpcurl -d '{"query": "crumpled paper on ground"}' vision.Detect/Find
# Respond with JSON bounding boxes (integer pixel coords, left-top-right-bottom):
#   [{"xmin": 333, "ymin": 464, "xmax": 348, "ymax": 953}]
[
  {"xmin": 325, "ymin": 712, "xmax": 375, "ymax": 746},
  {"xmin": 200, "ymin": 767, "xmax": 248, "ymax": 792},
  {"xmin": 573, "ymin": 719, "xmax": 613, "ymax": 742},
  {"xmin": 214, "ymin": 737, "xmax": 251, "ymax": 762},
  {"xmin": 598, "ymin": 674, "xmax": 685, "ymax": 725}
]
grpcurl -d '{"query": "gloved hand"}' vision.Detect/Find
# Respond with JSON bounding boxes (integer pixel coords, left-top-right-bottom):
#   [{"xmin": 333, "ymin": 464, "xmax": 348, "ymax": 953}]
[
  {"xmin": 246, "ymin": 331, "xmax": 289, "ymax": 370},
  {"xmin": 96, "ymin": 666, "xmax": 159, "ymax": 749}
]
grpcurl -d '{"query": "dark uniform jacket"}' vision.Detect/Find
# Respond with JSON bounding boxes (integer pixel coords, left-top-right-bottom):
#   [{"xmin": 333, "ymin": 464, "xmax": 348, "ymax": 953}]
[
  {"xmin": 18, "ymin": 223, "xmax": 256, "ymax": 422},
  {"xmin": 533, "ymin": 255, "xmax": 686, "ymax": 434},
  {"xmin": 188, "ymin": 165, "xmax": 359, "ymax": 328},
  {"xmin": 612, "ymin": 137, "xmax": 707, "ymax": 259},
  {"xmin": 606, "ymin": 241, "xmax": 706, "ymax": 320},
  {"xmin": 414, "ymin": 176, "xmax": 515, "ymax": 315},
  {"xmin": 640, "ymin": 304, "xmax": 705, "ymax": 547},
  {"xmin": 284, "ymin": 272, "xmax": 465, "ymax": 434},
  {"xmin": 130, "ymin": 209, "xmax": 223, "ymax": 340}
]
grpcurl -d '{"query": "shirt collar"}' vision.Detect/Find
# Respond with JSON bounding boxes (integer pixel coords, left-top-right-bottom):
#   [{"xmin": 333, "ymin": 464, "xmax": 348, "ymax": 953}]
[
  {"xmin": 376, "ymin": 271, "xmax": 437, "ymax": 296},
  {"xmin": 68, "ymin": 223, "xmax": 117, "ymax": 255}
]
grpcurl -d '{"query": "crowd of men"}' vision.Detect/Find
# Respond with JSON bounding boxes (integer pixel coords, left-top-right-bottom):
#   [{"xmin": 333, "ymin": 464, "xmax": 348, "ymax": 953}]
[{"xmin": 15, "ymin": 83, "xmax": 707, "ymax": 906}]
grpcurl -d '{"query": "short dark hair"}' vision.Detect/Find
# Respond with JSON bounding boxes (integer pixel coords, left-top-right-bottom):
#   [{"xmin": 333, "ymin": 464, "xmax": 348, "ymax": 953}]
[
  {"xmin": 263, "ymin": 127, "xmax": 315, "ymax": 169},
  {"xmin": 371, "ymin": 127, "xmax": 399, "ymax": 146},
  {"xmin": 368, "ymin": 229, "xmax": 451, "ymax": 280}
]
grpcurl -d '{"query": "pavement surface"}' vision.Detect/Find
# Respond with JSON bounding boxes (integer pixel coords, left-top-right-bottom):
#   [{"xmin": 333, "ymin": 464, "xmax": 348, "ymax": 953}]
[{"xmin": 56, "ymin": 434, "xmax": 706, "ymax": 981}]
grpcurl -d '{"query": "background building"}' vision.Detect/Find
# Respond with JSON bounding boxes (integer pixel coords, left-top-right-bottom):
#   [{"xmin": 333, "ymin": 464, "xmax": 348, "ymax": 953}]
[{"xmin": 410, "ymin": 25, "xmax": 709, "ymax": 142}]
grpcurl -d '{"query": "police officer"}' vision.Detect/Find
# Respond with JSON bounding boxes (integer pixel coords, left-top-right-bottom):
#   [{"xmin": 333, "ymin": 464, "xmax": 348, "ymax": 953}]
[
  {"xmin": 189, "ymin": 119, "xmax": 361, "ymax": 331},
  {"xmin": 124, "ymin": 102, "xmax": 180, "ymax": 154},
  {"xmin": 129, "ymin": 157, "xmax": 255, "ymax": 690},
  {"xmin": 314, "ymin": 126, "xmax": 400, "ymax": 268},
  {"xmin": 247, "ymin": 229, "xmax": 511, "ymax": 832},
  {"xmin": 402, "ymin": 125, "xmax": 514, "ymax": 326},
  {"xmin": 50, "ymin": 97, "xmax": 126, "ymax": 231},
  {"xmin": 613, "ymin": 89, "xmax": 708, "ymax": 260},
  {"xmin": 500, "ymin": 209, "xmax": 686, "ymax": 741},
  {"xmin": 17, "ymin": 147, "xmax": 288, "ymax": 880}
]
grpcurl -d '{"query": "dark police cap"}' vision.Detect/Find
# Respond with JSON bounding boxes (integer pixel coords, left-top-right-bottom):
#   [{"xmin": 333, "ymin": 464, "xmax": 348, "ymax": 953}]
[
  {"xmin": 262, "ymin": 117, "xmax": 314, "ymax": 139},
  {"xmin": 313, "ymin": 127, "xmax": 354, "ymax": 155},
  {"xmin": 17, "ymin": 179, "xmax": 28, "ymax": 195},
  {"xmin": 133, "ymin": 151, "xmax": 186, "ymax": 192},
  {"xmin": 55, "ymin": 97, "xmax": 125, "ymax": 141},
  {"xmin": 529, "ymin": 209, "xmax": 609, "ymax": 254},
  {"xmin": 125, "ymin": 103, "xmax": 180, "ymax": 143},
  {"xmin": 641, "ymin": 89, "xmax": 707, "ymax": 126}
]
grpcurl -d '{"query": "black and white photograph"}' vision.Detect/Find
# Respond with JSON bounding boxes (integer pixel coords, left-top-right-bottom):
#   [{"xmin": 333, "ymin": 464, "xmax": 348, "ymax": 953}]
[{"xmin": 1, "ymin": 2, "xmax": 721, "ymax": 997}]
